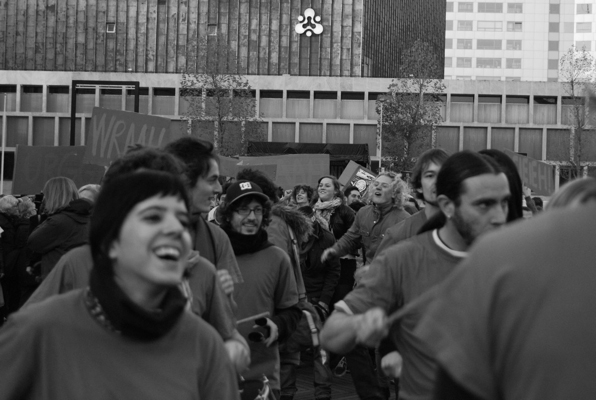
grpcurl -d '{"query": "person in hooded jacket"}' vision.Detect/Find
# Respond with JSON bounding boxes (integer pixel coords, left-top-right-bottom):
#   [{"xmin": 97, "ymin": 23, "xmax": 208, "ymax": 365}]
[{"xmin": 27, "ymin": 177, "xmax": 92, "ymax": 280}]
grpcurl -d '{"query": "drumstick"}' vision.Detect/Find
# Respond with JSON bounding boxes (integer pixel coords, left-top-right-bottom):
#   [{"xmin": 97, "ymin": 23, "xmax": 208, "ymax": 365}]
[{"xmin": 236, "ymin": 311, "xmax": 270, "ymax": 325}]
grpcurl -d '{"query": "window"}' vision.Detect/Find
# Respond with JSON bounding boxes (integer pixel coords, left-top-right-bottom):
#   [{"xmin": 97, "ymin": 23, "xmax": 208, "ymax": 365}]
[
  {"xmin": 549, "ymin": 22, "xmax": 560, "ymax": 33},
  {"xmin": 445, "ymin": 38, "xmax": 453, "ymax": 49},
  {"xmin": 577, "ymin": 22, "xmax": 592, "ymax": 33},
  {"xmin": 478, "ymin": 21, "xmax": 503, "ymax": 31},
  {"xmin": 458, "ymin": 20, "xmax": 473, "ymax": 31},
  {"xmin": 549, "ymin": 4, "xmax": 560, "ymax": 14},
  {"xmin": 506, "ymin": 58, "xmax": 521, "ymax": 69},
  {"xmin": 505, "ymin": 77, "xmax": 521, "ymax": 81},
  {"xmin": 457, "ymin": 39, "xmax": 473, "ymax": 49},
  {"xmin": 477, "ymin": 39, "xmax": 502, "ymax": 49},
  {"xmin": 458, "ymin": 2, "xmax": 474, "ymax": 12},
  {"xmin": 446, "ymin": 20, "xmax": 454, "ymax": 30},
  {"xmin": 455, "ymin": 76, "xmax": 472, "ymax": 80},
  {"xmin": 106, "ymin": 22, "xmax": 116, "ymax": 33},
  {"xmin": 457, "ymin": 57, "xmax": 472, "ymax": 68},
  {"xmin": 476, "ymin": 76, "xmax": 501, "ymax": 81},
  {"xmin": 507, "ymin": 3, "xmax": 522, "ymax": 13},
  {"xmin": 478, "ymin": 2, "xmax": 503, "ymax": 13},
  {"xmin": 577, "ymin": 4, "xmax": 592, "ymax": 14},
  {"xmin": 445, "ymin": 57, "xmax": 453, "ymax": 68},
  {"xmin": 506, "ymin": 40, "xmax": 522, "ymax": 50},
  {"xmin": 477, "ymin": 58, "xmax": 502, "ymax": 68},
  {"xmin": 447, "ymin": 2, "xmax": 454, "ymax": 12},
  {"xmin": 548, "ymin": 59, "xmax": 559, "ymax": 69},
  {"xmin": 576, "ymin": 41, "xmax": 592, "ymax": 51},
  {"xmin": 548, "ymin": 41, "xmax": 559, "ymax": 51},
  {"xmin": 507, "ymin": 22, "xmax": 522, "ymax": 32}
]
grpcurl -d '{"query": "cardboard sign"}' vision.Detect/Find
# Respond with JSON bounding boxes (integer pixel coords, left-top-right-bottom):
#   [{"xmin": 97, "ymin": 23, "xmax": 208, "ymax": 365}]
[
  {"xmin": 218, "ymin": 156, "xmax": 241, "ymax": 177},
  {"xmin": 12, "ymin": 146, "xmax": 105, "ymax": 195},
  {"xmin": 239, "ymin": 154, "xmax": 329, "ymax": 189},
  {"xmin": 504, "ymin": 150, "xmax": 555, "ymax": 196},
  {"xmin": 85, "ymin": 107, "xmax": 172, "ymax": 166},
  {"xmin": 338, "ymin": 161, "xmax": 377, "ymax": 193}
]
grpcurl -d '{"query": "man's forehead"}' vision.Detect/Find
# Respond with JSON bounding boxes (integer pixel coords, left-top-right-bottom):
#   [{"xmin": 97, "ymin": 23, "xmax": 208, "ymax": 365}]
[{"xmin": 461, "ymin": 173, "xmax": 510, "ymax": 198}]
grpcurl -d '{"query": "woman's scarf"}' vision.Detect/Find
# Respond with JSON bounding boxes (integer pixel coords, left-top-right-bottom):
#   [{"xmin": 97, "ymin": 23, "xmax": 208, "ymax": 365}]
[
  {"xmin": 224, "ymin": 228, "xmax": 275, "ymax": 256},
  {"xmin": 87, "ymin": 256, "xmax": 187, "ymax": 341},
  {"xmin": 313, "ymin": 197, "xmax": 342, "ymax": 231}
]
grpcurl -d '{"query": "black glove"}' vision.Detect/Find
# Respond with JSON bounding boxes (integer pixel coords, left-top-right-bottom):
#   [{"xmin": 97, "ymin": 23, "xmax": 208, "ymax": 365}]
[{"xmin": 313, "ymin": 302, "xmax": 329, "ymax": 322}]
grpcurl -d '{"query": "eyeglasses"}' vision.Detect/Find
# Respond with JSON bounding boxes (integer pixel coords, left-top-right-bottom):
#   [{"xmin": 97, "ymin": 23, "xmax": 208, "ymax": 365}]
[{"xmin": 235, "ymin": 206, "xmax": 264, "ymax": 216}]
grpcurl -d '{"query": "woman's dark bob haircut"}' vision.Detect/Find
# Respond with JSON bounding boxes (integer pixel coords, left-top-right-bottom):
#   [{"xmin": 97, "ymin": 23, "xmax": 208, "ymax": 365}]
[{"xmin": 90, "ymin": 170, "xmax": 190, "ymax": 266}]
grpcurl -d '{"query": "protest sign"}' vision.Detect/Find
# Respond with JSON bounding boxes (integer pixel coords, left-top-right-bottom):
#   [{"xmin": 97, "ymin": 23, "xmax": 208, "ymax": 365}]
[
  {"xmin": 504, "ymin": 149, "xmax": 555, "ymax": 196},
  {"xmin": 85, "ymin": 107, "xmax": 173, "ymax": 166},
  {"xmin": 239, "ymin": 154, "xmax": 329, "ymax": 189},
  {"xmin": 12, "ymin": 146, "xmax": 104, "ymax": 195},
  {"xmin": 338, "ymin": 161, "xmax": 377, "ymax": 193},
  {"xmin": 219, "ymin": 156, "xmax": 240, "ymax": 177}
]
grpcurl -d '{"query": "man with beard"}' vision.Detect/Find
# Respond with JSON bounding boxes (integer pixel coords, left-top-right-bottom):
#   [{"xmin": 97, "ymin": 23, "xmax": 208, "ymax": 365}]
[{"xmin": 320, "ymin": 151, "xmax": 510, "ymax": 400}]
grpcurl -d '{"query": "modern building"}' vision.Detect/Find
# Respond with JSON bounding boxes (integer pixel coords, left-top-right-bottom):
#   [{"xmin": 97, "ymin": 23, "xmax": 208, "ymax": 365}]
[{"xmin": 445, "ymin": 0, "xmax": 596, "ymax": 82}]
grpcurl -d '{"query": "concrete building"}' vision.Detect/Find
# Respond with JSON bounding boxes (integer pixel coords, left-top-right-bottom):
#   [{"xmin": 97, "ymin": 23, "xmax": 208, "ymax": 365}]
[{"xmin": 445, "ymin": 0, "xmax": 596, "ymax": 82}]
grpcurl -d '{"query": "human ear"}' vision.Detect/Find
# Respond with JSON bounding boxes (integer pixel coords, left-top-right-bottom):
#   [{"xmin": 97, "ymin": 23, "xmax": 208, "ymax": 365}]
[{"xmin": 437, "ymin": 195, "xmax": 455, "ymax": 219}]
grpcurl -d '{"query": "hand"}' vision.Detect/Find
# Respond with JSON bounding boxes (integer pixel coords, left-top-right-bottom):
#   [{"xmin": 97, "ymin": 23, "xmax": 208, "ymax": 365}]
[
  {"xmin": 523, "ymin": 185, "xmax": 532, "ymax": 198},
  {"xmin": 381, "ymin": 351, "xmax": 403, "ymax": 379},
  {"xmin": 321, "ymin": 248, "xmax": 337, "ymax": 263},
  {"xmin": 314, "ymin": 302, "xmax": 329, "ymax": 321},
  {"xmin": 355, "ymin": 308, "xmax": 388, "ymax": 347},
  {"xmin": 224, "ymin": 339, "xmax": 251, "ymax": 373},
  {"xmin": 253, "ymin": 318, "xmax": 279, "ymax": 347},
  {"xmin": 217, "ymin": 269, "xmax": 234, "ymax": 296}
]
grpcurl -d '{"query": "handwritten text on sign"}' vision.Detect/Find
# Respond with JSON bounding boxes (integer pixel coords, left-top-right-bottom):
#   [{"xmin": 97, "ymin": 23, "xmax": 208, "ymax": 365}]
[
  {"xmin": 504, "ymin": 150, "xmax": 555, "ymax": 196},
  {"xmin": 85, "ymin": 107, "xmax": 173, "ymax": 166}
]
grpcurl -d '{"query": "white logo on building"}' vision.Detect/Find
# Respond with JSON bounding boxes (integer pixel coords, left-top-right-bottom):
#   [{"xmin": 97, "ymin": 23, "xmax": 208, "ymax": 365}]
[
  {"xmin": 240, "ymin": 182, "xmax": 252, "ymax": 190},
  {"xmin": 295, "ymin": 8, "xmax": 323, "ymax": 37}
]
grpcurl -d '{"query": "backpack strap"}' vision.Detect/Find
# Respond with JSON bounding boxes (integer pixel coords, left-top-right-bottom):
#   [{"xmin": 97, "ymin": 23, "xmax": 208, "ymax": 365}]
[{"xmin": 287, "ymin": 226, "xmax": 307, "ymax": 302}]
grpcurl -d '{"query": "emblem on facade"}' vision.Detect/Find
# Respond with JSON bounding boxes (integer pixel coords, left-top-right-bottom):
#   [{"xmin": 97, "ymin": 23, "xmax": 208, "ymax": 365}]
[{"xmin": 295, "ymin": 8, "xmax": 323, "ymax": 36}]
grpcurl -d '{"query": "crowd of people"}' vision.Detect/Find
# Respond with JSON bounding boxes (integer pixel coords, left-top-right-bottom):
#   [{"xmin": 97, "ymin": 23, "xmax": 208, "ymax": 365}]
[{"xmin": 0, "ymin": 137, "xmax": 595, "ymax": 400}]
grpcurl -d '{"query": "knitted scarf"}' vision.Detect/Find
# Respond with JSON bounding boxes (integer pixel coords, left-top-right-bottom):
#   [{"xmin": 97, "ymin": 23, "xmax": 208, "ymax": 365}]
[
  {"xmin": 224, "ymin": 228, "xmax": 275, "ymax": 256},
  {"xmin": 313, "ymin": 197, "xmax": 342, "ymax": 232}
]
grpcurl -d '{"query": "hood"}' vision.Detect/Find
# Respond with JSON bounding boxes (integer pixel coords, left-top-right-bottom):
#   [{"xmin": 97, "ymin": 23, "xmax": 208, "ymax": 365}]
[
  {"xmin": 271, "ymin": 203, "xmax": 313, "ymax": 240},
  {"xmin": 61, "ymin": 198, "xmax": 93, "ymax": 224}
]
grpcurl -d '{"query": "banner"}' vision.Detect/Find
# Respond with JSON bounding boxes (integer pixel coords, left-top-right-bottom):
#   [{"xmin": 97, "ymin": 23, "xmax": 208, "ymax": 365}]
[
  {"xmin": 85, "ymin": 107, "xmax": 173, "ymax": 166},
  {"xmin": 12, "ymin": 146, "xmax": 104, "ymax": 195},
  {"xmin": 239, "ymin": 154, "xmax": 329, "ymax": 189},
  {"xmin": 338, "ymin": 160, "xmax": 377, "ymax": 193},
  {"xmin": 504, "ymin": 150, "xmax": 555, "ymax": 196},
  {"xmin": 218, "ymin": 156, "xmax": 241, "ymax": 178}
]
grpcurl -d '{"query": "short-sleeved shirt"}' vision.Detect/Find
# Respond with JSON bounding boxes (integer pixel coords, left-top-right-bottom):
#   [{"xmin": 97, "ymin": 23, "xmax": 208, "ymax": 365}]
[
  {"xmin": 0, "ymin": 290, "xmax": 239, "ymax": 400},
  {"xmin": 415, "ymin": 204, "xmax": 596, "ymax": 400},
  {"xmin": 234, "ymin": 246, "xmax": 299, "ymax": 390},
  {"xmin": 374, "ymin": 210, "xmax": 427, "ymax": 259},
  {"xmin": 335, "ymin": 230, "xmax": 465, "ymax": 400}
]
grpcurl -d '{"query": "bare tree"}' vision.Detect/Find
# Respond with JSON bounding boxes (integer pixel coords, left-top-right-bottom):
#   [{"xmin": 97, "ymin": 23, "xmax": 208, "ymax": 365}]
[
  {"xmin": 376, "ymin": 39, "xmax": 445, "ymax": 174},
  {"xmin": 559, "ymin": 44, "xmax": 596, "ymax": 180},
  {"xmin": 180, "ymin": 39, "xmax": 265, "ymax": 157}
]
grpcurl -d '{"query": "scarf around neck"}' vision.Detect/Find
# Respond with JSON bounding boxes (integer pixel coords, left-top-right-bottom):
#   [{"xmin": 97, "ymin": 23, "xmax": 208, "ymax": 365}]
[
  {"xmin": 313, "ymin": 197, "xmax": 342, "ymax": 231},
  {"xmin": 224, "ymin": 228, "xmax": 275, "ymax": 256},
  {"xmin": 88, "ymin": 257, "xmax": 187, "ymax": 341}
]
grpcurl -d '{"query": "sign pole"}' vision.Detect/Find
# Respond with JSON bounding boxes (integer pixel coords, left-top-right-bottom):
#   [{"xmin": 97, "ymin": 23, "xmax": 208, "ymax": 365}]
[{"xmin": 1, "ymin": 94, "xmax": 6, "ymax": 194}]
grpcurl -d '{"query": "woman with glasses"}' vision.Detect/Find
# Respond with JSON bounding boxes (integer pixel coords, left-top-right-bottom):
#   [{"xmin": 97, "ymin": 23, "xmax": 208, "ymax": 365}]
[
  {"xmin": 0, "ymin": 171, "xmax": 238, "ymax": 399},
  {"xmin": 220, "ymin": 180, "xmax": 301, "ymax": 400}
]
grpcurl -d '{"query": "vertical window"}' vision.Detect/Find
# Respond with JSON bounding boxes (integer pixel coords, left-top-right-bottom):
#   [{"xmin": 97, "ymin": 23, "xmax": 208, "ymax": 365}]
[
  {"xmin": 577, "ymin": 4, "xmax": 592, "ymax": 14},
  {"xmin": 457, "ymin": 39, "xmax": 473, "ymax": 49},
  {"xmin": 477, "ymin": 58, "xmax": 502, "ymax": 68},
  {"xmin": 445, "ymin": 58, "xmax": 453, "ymax": 68},
  {"xmin": 478, "ymin": 21, "xmax": 503, "ymax": 31},
  {"xmin": 548, "ymin": 59, "xmax": 559, "ymax": 69},
  {"xmin": 446, "ymin": 38, "xmax": 453, "ymax": 49},
  {"xmin": 507, "ymin": 3, "xmax": 523, "ymax": 13},
  {"xmin": 477, "ymin": 39, "xmax": 502, "ymax": 50},
  {"xmin": 447, "ymin": 2, "xmax": 454, "ymax": 12},
  {"xmin": 507, "ymin": 22, "xmax": 522, "ymax": 32},
  {"xmin": 549, "ymin": 4, "xmax": 560, "ymax": 14},
  {"xmin": 576, "ymin": 41, "xmax": 592, "ymax": 51},
  {"xmin": 549, "ymin": 22, "xmax": 560, "ymax": 33},
  {"xmin": 548, "ymin": 41, "xmax": 559, "ymax": 51},
  {"xmin": 446, "ymin": 20, "xmax": 454, "ymax": 31},
  {"xmin": 506, "ymin": 58, "xmax": 522, "ymax": 69},
  {"xmin": 458, "ymin": 2, "xmax": 474, "ymax": 12},
  {"xmin": 506, "ymin": 40, "xmax": 522, "ymax": 50},
  {"xmin": 577, "ymin": 22, "xmax": 592, "ymax": 33},
  {"xmin": 478, "ymin": 2, "xmax": 503, "ymax": 12},
  {"xmin": 457, "ymin": 58, "xmax": 472, "ymax": 68},
  {"xmin": 458, "ymin": 20, "xmax": 473, "ymax": 31}
]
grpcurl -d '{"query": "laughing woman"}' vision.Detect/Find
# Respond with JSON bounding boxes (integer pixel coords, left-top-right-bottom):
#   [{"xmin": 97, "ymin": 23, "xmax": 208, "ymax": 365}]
[{"xmin": 0, "ymin": 171, "xmax": 239, "ymax": 400}]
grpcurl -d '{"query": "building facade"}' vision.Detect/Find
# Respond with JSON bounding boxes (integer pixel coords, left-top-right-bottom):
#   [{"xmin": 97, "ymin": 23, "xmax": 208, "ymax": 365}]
[{"xmin": 445, "ymin": 0, "xmax": 596, "ymax": 82}]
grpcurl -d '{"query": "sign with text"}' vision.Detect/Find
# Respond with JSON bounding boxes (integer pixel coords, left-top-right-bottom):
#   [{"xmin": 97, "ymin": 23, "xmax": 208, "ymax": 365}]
[
  {"xmin": 504, "ymin": 149, "xmax": 555, "ymax": 196},
  {"xmin": 85, "ymin": 107, "xmax": 172, "ymax": 166},
  {"xmin": 338, "ymin": 161, "xmax": 377, "ymax": 193},
  {"xmin": 12, "ymin": 146, "xmax": 104, "ymax": 195},
  {"xmin": 239, "ymin": 154, "xmax": 329, "ymax": 189}
]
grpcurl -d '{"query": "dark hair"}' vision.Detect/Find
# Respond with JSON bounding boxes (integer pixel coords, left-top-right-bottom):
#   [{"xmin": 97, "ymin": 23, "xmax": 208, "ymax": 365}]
[
  {"xmin": 316, "ymin": 175, "xmax": 345, "ymax": 203},
  {"xmin": 297, "ymin": 205, "xmax": 314, "ymax": 218},
  {"xmin": 479, "ymin": 149, "xmax": 523, "ymax": 222},
  {"xmin": 410, "ymin": 148, "xmax": 449, "ymax": 200},
  {"xmin": 343, "ymin": 185, "xmax": 359, "ymax": 198},
  {"xmin": 349, "ymin": 200, "xmax": 366, "ymax": 213},
  {"xmin": 164, "ymin": 137, "xmax": 219, "ymax": 187},
  {"xmin": 90, "ymin": 171, "xmax": 190, "ymax": 269},
  {"xmin": 532, "ymin": 197, "xmax": 543, "ymax": 209},
  {"xmin": 103, "ymin": 147, "xmax": 187, "ymax": 186},
  {"xmin": 236, "ymin": 168, "xmax": 279, "ymax": 203},
  {"xmin": 292, "ymin": 185, "xmax": 314, "ymax": 203},
  {"xmin": 219, "ymin": 194, "xmax": 272, "ymax": 231}
]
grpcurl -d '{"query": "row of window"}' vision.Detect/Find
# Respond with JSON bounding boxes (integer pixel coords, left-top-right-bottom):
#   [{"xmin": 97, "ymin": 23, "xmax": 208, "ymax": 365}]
[
  {"xmin": 446, "ymin": 57, "xmax": 522, "ymax": 69},
  {"xmin": 446, "ymin": 2, "xmax": 523, "ymax": 13},
  {"xmin": 447, "ymin": 20, "xmax": 522, "ymax": 32},
  {"xmin": 446, "ymin": 39, "xmax": 522, "ymax": 50}
]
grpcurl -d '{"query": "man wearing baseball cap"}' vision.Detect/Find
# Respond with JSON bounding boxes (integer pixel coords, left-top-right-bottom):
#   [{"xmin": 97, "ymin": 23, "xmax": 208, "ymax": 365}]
[{"xmin": 220, "ymin": 180, "xmax": 301, "ymax": 399}]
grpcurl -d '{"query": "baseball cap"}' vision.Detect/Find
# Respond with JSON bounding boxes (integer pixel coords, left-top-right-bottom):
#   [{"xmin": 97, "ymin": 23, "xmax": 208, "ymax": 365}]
[{"xmin": 225, "ymin": 180, "xmax": 269, "ymax": 206}]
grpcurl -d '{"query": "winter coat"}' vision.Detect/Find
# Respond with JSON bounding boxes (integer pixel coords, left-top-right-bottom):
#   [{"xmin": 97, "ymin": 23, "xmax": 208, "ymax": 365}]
[
  {"xmin": 28, "ymin": 199, "xmax": 92, "ymax": 279},
  {"xmin": 0, "ymin": 213, "xmax": 30, "ymax": 278},
  {"xmin": 327, "ymin": 204, "xmax": 356, "ymax": 242}
]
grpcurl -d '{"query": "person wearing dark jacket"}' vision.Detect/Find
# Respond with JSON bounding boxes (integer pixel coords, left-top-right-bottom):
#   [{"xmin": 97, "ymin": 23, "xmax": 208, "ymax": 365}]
[{"xmin": 27, "ymin": 177, "xmax": 91, "ymax": 280}]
